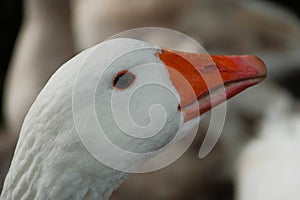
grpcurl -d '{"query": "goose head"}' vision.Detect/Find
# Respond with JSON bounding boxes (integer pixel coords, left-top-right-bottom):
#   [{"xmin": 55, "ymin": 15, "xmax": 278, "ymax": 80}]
[{"xmin": 1, "ymin": 38, "xmax": 267, "ymax": 199}]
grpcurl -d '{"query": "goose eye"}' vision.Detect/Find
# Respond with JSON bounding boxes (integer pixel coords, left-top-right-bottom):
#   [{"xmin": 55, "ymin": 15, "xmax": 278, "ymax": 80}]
[{"xmin": 112, "ymin": 70, "xmax": 135, "ymax": 89}]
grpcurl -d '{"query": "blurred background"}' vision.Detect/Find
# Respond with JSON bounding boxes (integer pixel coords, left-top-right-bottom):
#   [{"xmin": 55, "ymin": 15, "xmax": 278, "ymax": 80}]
[{"xmin": 0, "ymin": 0, "xmax": 300, "ymax": 199}]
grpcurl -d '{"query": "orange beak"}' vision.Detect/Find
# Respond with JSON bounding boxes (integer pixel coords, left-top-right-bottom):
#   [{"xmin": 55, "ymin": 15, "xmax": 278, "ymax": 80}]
[{"xmin": 158, "ymin": 49, "xmax": 267, "ymax": 122}]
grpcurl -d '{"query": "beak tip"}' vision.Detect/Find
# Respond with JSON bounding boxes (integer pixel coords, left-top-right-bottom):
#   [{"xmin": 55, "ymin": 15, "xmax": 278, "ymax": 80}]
[{"xmin": 243, "ymin": 55, "xmax": 268, "ymax": 77}]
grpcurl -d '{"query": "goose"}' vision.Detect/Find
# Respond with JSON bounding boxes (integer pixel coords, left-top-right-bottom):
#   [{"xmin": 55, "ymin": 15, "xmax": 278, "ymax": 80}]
[
  {"xmin": 0, "ymin": 38, "xmax": 267, "ymax": 199},
  {"xmin": 4, "ymin": 0, "xmax": 75, "ymax": 135},
  {"xmin": 236, "ymin": 88, "xmax": 300, "ymax": 200}
]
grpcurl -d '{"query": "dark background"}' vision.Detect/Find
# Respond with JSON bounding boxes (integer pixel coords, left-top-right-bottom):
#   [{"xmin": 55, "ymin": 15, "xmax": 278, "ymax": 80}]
[{"xmin": 0, "ymin": 0, "xmax": 22, "ymax": 124}]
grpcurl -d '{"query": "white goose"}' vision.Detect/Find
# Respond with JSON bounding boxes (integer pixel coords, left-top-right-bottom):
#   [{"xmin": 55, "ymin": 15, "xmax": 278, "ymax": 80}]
[{"xmin": 0, "ymin": 38, "xmax": 266, "ymax": 199}]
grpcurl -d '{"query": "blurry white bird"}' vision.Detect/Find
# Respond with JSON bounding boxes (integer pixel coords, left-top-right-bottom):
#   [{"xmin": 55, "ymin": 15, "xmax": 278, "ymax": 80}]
[
  {"xmin": 4, "ymin": 0, "xmax": 75, "ymax": 135},
  {"xmin": 0, "ymin": 38, "xmax": 266, "ymax": 199},
  {"xmin": 236, "ymin": 86, "xmax": 300, "ymax": 200}
]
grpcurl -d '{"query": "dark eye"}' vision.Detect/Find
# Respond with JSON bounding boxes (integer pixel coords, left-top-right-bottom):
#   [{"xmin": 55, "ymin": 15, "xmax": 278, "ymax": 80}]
[{"xmin": 112, "ymin": 70, "xmax": 135, "ymax": 90}]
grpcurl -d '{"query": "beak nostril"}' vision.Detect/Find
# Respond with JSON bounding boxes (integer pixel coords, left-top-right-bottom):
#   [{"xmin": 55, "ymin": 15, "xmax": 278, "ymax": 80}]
[{"xmin": 204, "ymin": 64, "xmax": 218, "ymax": 71}]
